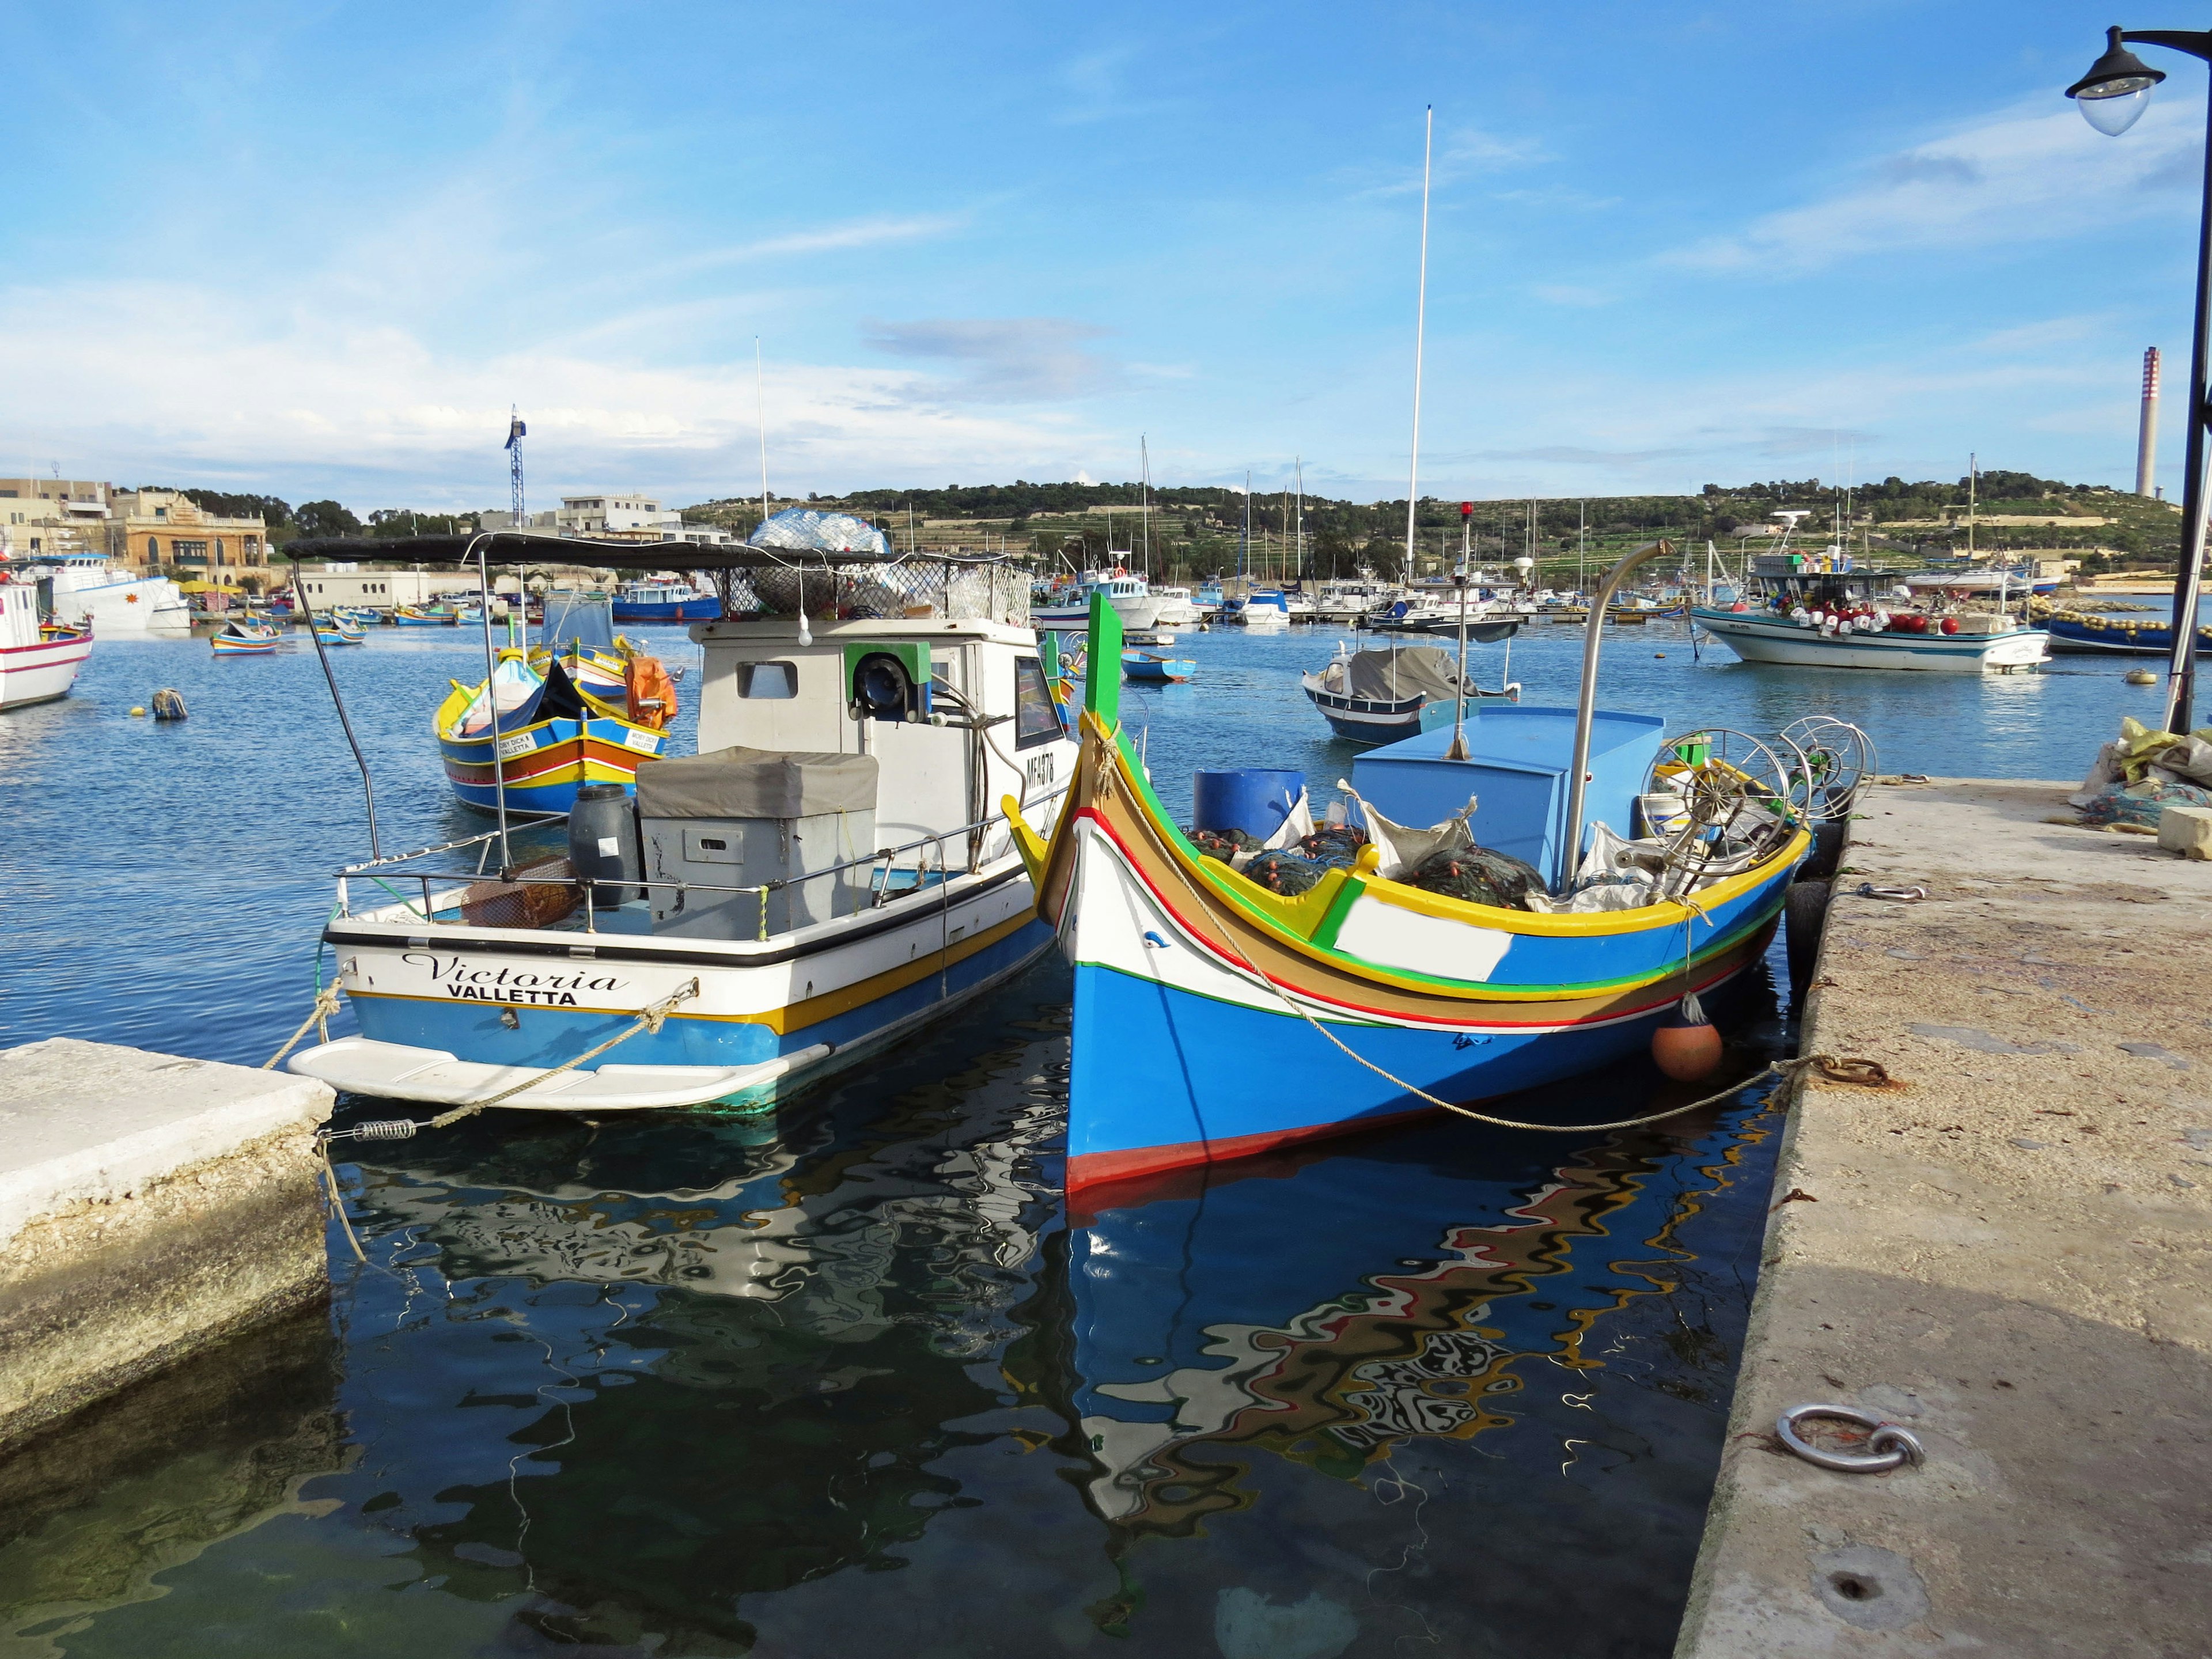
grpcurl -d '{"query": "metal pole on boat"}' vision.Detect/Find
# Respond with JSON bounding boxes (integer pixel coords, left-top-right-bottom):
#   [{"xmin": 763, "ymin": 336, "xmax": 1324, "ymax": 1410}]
[
  {"xmin": 1560, "ymin": 539, "xmax": 1672, "ymax": 892},
  {"xmin": 1403, "ymin": 107, "xmax": 1432, "ymax": 581},
  {"xmin": 289, "ymin": 558, "xmax": 381, "ymax": 859},
  {"xmin": 1448, "ymin": 501, "xmax": 1472, "ymax": 760},
  {"xmin": 474, "ymin": 539, "xmax": 512, "ymax": 875}
]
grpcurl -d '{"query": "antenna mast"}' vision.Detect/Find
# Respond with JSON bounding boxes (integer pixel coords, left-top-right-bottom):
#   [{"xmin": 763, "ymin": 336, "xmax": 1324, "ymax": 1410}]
[
  {"xmin": 756, "ymin": 339, "xmax": 770, "ymax": 532},
  {"xmin": 1404, "ymin": 106, "xmax": 1433, "ymax": 576},
  {"xmin": 505, "ymin": 407, "xmax": 527, "ymax": 524}
]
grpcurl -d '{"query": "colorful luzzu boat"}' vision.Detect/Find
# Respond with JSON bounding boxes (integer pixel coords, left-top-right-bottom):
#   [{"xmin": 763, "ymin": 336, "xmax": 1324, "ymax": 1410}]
[
  {"xmin": 211, "ymin": 619, "xmax": 281, "ymax": 656},
  {"xmin": 1012, "ymin": 556, "xmax": 1813, "ymax": 1200},
  {"xmin": 435, "ymin": 652, "xmax": 669, "ymax": 815}
]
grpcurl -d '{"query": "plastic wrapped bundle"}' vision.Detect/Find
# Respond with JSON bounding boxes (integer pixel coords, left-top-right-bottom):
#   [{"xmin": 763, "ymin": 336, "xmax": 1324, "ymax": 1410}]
[
  {"xmin": 1403, "ymin": 846, "xmax": 1550, "ymax": 910},
  {"xmin": 745, "ymin": 509, "xmax": 891, "ymax": 555}
]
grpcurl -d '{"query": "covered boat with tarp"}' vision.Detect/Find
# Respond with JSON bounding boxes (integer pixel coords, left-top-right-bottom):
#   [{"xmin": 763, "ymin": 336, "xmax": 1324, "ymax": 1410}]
[
  {"xmin": 1301, "ymin": 639, "xmax": 1517, "ymax": 744},
  {"xmin": 1011, "ymin": 543, "xmax": 1844, "ymax": 1200}
]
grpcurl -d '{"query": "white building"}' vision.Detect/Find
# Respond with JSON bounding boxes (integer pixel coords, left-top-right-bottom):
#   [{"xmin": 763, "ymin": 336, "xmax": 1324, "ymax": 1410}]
[
  {"xmin": 293, "ymin": 567, "xmax": 521, "ymax": 608},
  {"xmin": 556, "ymin": 493, "xmax": 684, "ymax": 540}
]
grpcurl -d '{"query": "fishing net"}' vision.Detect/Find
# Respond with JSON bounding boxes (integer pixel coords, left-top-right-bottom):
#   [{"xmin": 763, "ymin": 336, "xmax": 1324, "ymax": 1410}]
[
  {"xmin": 459, "ymin": 856, "xmax": 581, "ymax": 930},
  {"xmin": 1297, "ymin": 826, "xmax": 1369, "ymax": 868},
  {"xmin": 2077, "ymin": 778, "xmax": 2212, "ymax": 829},
  {"xmin": 1402, "ymin": 846, "xmax": 1550, "ymax": 910},
  {"xmin": 1241, "ymin": 851, "xmax": 1330, "ymax": 896},
  {"xmin": 1187, "ymin": 827, "xmax": 1263, "ymax": 864}
]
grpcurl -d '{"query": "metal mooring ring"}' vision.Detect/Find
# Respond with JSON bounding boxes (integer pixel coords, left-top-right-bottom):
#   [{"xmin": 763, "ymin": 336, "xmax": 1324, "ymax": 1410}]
[{"xmin": 1777, "ymin": 1403, "xmax": 1925, "ymax": 1473}]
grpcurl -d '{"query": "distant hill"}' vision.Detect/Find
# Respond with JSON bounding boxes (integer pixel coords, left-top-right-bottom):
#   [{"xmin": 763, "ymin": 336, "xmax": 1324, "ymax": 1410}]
[{"xmin": 681, "ymin": 469, "xmax": 2180, "ymax": 584}]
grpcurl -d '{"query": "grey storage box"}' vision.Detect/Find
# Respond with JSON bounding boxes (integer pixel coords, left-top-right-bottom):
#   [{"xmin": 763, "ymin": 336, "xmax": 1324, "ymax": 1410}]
[{"xmin": 637, "ymin": 745, "xmax": 879, "ymax": 939}]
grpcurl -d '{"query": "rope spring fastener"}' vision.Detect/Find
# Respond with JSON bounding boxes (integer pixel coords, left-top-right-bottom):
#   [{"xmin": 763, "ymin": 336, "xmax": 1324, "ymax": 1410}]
[{"xmin": 1777, "ymin": 1403, "xmax": 1925, "ymax": 1474}]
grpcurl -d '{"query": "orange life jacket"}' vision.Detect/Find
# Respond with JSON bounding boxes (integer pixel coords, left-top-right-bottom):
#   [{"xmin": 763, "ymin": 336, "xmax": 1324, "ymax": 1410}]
[{"xmin": 624, "ymin": 654, "xmax": 679, "ymax": 730}]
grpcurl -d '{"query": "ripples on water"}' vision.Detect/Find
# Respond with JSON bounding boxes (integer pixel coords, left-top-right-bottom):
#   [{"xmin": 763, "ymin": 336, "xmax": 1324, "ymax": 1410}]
[{"xmin": 0, "ymin": 621, "xmax": 2137, "ymax": 1654}]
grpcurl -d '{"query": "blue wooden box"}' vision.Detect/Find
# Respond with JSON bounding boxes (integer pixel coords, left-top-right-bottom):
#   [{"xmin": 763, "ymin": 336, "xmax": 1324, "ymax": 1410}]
[{"xmin": 1350, "ymin": 705, "xmax": 1668, "ymax": 883}]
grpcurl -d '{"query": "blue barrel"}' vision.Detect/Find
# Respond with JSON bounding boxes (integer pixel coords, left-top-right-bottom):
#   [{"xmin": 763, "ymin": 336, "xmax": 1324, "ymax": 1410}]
[{"xmin": 1192, "ymin": 768, "xmax": 1305, "ymax": 840}]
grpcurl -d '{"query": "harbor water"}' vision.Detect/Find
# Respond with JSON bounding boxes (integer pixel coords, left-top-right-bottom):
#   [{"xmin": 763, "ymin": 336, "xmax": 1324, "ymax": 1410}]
[{"xmin": 0, "ymin": 620, "xmax": 2157, "ymax": 1656}]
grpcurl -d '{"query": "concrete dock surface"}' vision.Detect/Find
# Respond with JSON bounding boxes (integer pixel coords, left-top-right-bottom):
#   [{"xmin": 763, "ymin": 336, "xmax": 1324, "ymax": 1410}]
[
  {"xmin": 1677, "ymin": 779, "xmax": 2212, "ymax": 1656},
  {"xmin": 0, "ymin": 1039, "xmax": 333, "ymax": 1449}
]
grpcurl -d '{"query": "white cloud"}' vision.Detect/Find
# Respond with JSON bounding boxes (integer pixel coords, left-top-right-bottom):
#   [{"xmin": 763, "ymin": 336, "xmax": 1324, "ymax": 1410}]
[
  {"xmin": 0, "ymin": 276, "xmax": 1110, "ymax": 509},
  {"xmin": 859, "ymin": 316, "xmax": 1119, "ymax": 401},
  {"xmin": 1666, "ymin": 99, "xmax": 2199, "ymax": 274}
]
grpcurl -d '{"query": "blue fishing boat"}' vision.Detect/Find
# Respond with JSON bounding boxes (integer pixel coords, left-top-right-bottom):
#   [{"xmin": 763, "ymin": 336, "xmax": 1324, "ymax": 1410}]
[
  {"xmin": 612, "ymin": 576, "xmax": 721, "ymax": 623},
  {"xmin": 313, "ymin": 618, "xmax": 365, "ymax": 646},
  {"xmin": 1012, "ymin": 541, "xmax": 1836, "ymax": 1200},
  {"xmin": 2042, "ymin": 609, "xmax": 2212, "ymax": 654},
  {"xmin": 1121, "ymin": 650, "xmax": 1195, "ymax": 684},
  {"xmin": 434, "ymin": 653, "xmax": 668, "ymax": 815},
  {"xmin": 392, "ymin": 604, "xmax": 450, "ymax": 627}
]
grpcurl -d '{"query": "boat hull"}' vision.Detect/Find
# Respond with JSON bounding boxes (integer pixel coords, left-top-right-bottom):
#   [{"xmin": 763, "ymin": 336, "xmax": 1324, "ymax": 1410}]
[
  {"xmin": 2043, "ymin": 616, "xmax": 2212, "ymax": 655},
  {"xmin": 211, "ymin": 634, "xmax": 278, "ymax": 656},
  {"xmin": 312, "ymin": 858, "xmax": 1055, "ymax": 1111},
  {"xmin": 612, "ymin": 597, "xmax": 720, "ymax": 622},
  {"xmin": 440, "ymin": 715, "xmax": 665, "ymax": 813},
  {"xmin": 0, "ymin": 630, "xmax": 93, "ymax": 709},
  {"xmin": 1692, "ymin": 608, "xmax": 2049, "ymax": 671}
]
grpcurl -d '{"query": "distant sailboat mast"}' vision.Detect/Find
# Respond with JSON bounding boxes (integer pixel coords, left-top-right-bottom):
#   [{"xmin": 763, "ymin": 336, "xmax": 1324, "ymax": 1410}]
[{"xmin": 1403, "ymin": 105, "xmax": 1434, "ymax": 578}]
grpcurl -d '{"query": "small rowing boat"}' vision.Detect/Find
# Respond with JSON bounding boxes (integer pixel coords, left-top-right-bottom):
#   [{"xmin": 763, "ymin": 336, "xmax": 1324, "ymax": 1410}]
[
  {"xmin": 1122, "ymin": 650, "xmax": 1196, "ymax": 684},
  {"xmin": 435, "ymin": 650, "xmax": 673, "ymax": 814}
]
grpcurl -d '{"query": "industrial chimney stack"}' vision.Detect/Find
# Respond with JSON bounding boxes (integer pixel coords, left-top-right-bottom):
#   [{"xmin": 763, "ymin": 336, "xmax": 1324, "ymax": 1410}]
[{"xmin": 2138, "ymin": 347, "xmax": 2161, "ymax": 497}]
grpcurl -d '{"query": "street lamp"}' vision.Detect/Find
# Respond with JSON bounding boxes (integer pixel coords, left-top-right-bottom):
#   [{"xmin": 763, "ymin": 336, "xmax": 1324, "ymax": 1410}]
[{"xmin": 2069, "ymin": 24, "xmax": 2208, "ymax": 731}]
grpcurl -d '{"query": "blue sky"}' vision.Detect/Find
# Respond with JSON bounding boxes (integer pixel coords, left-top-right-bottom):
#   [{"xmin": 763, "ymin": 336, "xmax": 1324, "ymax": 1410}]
[{"xmin": 0, "ymin": 1, "xmax": 2201, "ymax": 511}]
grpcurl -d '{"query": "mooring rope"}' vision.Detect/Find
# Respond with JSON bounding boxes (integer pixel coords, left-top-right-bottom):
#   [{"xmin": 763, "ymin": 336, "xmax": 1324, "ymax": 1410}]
[{"xmin": 263, "ymin": 985, "xmax": 344, "ymax": 1071}]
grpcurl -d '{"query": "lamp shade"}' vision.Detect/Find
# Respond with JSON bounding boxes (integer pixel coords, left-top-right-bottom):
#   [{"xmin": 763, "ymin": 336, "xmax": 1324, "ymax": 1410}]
[{"xmin": 2067, "ymin": 26, "xmax": 2164, "ymax": 135}]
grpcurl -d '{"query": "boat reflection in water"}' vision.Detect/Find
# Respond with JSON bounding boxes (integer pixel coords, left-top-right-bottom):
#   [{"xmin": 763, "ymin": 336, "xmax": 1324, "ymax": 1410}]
[{"xmin": 287, "ymin": 974, "xmax": 1784, "ymax": 1657}]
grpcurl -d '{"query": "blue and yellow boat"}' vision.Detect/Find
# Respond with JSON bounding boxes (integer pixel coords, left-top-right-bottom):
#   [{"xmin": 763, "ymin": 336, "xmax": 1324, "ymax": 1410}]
[
  {"xmin": 435, "ymin": 650, "xmax": 671, "ymax": 815},
  {"xmin": 1012, "ymin": 548, "xmax": 1817, "ymax": 1203}
]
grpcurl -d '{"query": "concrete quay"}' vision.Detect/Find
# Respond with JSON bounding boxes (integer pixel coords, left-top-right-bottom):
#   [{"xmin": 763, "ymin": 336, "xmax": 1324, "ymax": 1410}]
[
  {"xmin": 0, "ymin": 1039, "xmax": 334, "ymax": 1450},
  {"xmin": 1676, "ymin": 778, "xmax": 2212, "ymax": 1656}
]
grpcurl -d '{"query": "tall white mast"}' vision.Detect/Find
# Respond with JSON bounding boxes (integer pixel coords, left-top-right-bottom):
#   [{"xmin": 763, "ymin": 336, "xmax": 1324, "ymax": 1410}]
[
  {"xmin": 755, "ymin": 338, "xmax": 770, "ymax": 532},
  {"xmin": 1140, "ymin": 435, "xmax": 1152, "ymax": 578},
  {"xmin": 1403, "ymin": 107, "xmax": 1433, "ymax": 577}
]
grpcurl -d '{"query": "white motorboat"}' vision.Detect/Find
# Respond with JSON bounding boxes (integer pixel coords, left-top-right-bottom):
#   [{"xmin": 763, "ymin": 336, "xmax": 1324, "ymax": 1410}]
[
  {"xmin": 1033, "ymin": 569, "xmax": 1168, "ymax": 631},
  {"xmin": 286, "ymin": 534, "xmax": 1078, "ymax": 1116},
  {"xmin": 1221, "ymin": 590, "xmax": 1291, "ymax": 631},
  {"xmin": 43, "ymin": 554, "xmax": 191, "ymax": 635},
  {"xmin": 1150, "ymin": 585, "xmax": 1202, "ymax": 626}
]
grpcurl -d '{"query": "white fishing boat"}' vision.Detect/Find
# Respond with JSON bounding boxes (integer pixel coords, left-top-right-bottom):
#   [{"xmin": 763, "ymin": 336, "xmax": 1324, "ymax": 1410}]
[
  {"xmin": 0, "ymin": 573, "xmax": 94, "ymax": 709},
  {"xmin": 1150, "ymin": 585, "xmax": 1202, "ymax": 626},
  {"xmin": 1221, "ymin": 589, "xmax": 1291, "ymax": 631},
  {"xmin": 1033, "ymin": 569, "xmax": 1168, "ymax": 631},
  {"xmin": 1694, "ymin": 539, "xmax": 2048, "ymax": 673},
  {"xmin": 283, "ymin": 531, "xmax": 1076, "ymax": 1116},
  {"xmin": 42, "ymin": 554, "xmax": 191, "ymax": 635}
]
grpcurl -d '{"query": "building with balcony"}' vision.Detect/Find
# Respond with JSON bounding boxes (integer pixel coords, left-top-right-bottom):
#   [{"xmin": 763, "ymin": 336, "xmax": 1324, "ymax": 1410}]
[{"xmin": 109, "ymin": 491, "xmax": 267, "ymax": 587}]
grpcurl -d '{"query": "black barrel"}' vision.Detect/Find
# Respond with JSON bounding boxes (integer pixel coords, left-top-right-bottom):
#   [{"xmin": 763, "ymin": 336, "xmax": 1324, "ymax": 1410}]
[{"xmin": 569, "ymin": 783, "xmax": 642, "ymax": 908}]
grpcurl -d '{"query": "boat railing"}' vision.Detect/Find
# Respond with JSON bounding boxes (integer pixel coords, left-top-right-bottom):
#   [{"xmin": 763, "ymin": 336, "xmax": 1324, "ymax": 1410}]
[{"xmin": 334, "ymin": 783, "xmax": 1069, "ymax": 940}]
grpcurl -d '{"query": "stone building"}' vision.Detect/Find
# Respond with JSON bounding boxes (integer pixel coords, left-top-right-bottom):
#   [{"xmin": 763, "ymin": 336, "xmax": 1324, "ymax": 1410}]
[{"xmin": 108, "ymin": 491, "xmax": 267, "ymax": 588}]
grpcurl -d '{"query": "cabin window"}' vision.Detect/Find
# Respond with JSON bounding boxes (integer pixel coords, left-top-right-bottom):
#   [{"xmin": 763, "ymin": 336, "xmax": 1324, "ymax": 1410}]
[
  {"xmin": 738, "ymin": 660, "xmax": 797, "ymax": 699},
  {"xmin": 1013, "ymin": 656, "xmax": 1061, "ymax": 748}
]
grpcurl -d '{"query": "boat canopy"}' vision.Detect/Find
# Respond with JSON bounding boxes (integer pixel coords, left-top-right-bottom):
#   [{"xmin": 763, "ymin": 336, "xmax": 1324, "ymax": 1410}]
[
  {"xmin": 1342, "ymin": 645, "xmax": 1475, "ymax": 702},
  {"xmin": 544, "ymin": 589, "xmax": 616, "ymax": 652}
]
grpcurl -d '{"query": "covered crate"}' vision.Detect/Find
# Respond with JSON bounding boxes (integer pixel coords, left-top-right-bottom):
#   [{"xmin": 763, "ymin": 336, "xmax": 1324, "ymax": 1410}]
[{"xmin": 638, "ymin": 745, "xmax": 878, "ymax": 939}]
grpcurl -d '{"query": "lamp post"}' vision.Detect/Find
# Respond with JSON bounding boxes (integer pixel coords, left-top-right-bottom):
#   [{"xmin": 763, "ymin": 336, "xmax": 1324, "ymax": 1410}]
[{"xmin": 2069, "ymin": 25, "xmax": 2210, "ymax": 731}]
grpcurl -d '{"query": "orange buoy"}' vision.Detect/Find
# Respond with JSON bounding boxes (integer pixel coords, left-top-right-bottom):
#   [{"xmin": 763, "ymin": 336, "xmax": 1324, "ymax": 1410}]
[{"xmin": 1652, "ymin": 991, "xmax": 1723, "ymax": 1082}]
